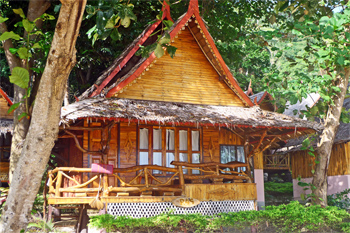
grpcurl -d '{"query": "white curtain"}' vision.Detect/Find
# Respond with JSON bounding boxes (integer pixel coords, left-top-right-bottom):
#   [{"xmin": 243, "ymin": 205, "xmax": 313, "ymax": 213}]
[
  {"xmin": 237, "ymin": 146, "xmax": 245, "ymax": 162},
  {"xmin": 179, "ymin": 130, "xmax": 187, "ymax": 150},
  {"xmin": 192, "ymin": 153, "xmax": 200, "ymax": 174},
  {"xmin": 139, "ymin": 128, "xmax": 148, "ymax": 149},
  {"xmin": 191, "ymin": 131, "xmax": 200, "ymax": 151},
  {"xmin": 139, "ymin": 152, "xmax": 149, "ymax": 165},
  {"xmin": 153, "ymin": 129, "xmax": 162, "ymax": 150},
  {"xmin": 166, "ymin": 129, "xmax": 175, "ymax": 150},
  {"xmin": 153, "ymin": 152, "xmax": 162, "ymax": 174},
  {"xmin": 166, "ymin": 152, "xmax": 175, "ymax": 168},
  {"xmin": 180, "ymin": 153, "xmax": 188, "ymax": 174}
]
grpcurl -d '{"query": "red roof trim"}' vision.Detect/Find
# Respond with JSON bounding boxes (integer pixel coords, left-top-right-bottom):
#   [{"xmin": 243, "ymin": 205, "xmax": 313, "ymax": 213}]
[
  {"xmin": 90, "ymin": 1, "xmax": 173, "ymax": 98},
  {"xmin": 0, "ymin": 87, "xmax": 13, "ymax": 106},
  {"xmin": 107, "ymin": 0, "xmax": 253, "ymax": 107}
]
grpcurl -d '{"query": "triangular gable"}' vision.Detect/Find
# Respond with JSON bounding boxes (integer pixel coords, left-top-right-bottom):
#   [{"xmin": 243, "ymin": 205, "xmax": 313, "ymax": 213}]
[
  {"xmin": 0, "ymin": 87, "xmax": 13, "ymax": 120},
  {"xmin": 83, "ymin": 0, "xmax": 253, "ymax": 107},
  {"xmin": 115, "ymin": 27, "xmax": 245, "ymax": 106}
]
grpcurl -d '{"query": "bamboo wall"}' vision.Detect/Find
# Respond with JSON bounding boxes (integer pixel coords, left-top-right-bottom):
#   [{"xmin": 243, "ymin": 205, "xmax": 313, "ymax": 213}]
[
  {"xmin": 116, "ymin": 28, "xmax": 244, "ymax": 107},
  {"xmin": 0, "ymin": 96, "xmax": 12, "ymax": 119},
  {"xmin": 291, "ymin": 142, "xmax": 350, "ymax": 179}
]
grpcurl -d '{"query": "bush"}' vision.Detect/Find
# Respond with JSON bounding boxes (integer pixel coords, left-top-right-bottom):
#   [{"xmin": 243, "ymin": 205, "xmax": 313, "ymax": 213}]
[
  {"xmin": 327, "ymin": 188, "xmax": 350, "ymax": 210},
  {"xmin": 89, "ymin": 201, "xmax": 350, "ymax": 233},
  {"xmin": 264, "ymin": 181, "xmax": 293, "ymax": 194}
]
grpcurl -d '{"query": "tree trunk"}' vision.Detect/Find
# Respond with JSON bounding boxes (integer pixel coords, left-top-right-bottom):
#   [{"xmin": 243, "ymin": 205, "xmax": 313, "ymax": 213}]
[
  {"xmin": 2, "ymin": 0, "xmax": 51, "ymax": 183},
  {"xmin": 311, "ymin": 69, "xmax": 350, "ymax": 206},
  {"xmin": 0, "ymin": 0, "xmax": 86, "ymax": 232}
]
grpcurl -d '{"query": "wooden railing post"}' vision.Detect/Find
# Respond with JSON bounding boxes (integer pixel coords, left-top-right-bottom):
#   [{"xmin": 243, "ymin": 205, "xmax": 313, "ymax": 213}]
[
  {"xmin": 144, "ymin": 168, "xmax": 149, "ymax": 188},
  {"xmin": 178, "ymin": 166, "xmax": 185, "ymax": 195},
  {"xmin": 103, "ymin": 173, "xmax": 108, "ymax": 197},
  {"xmin": 55, "ymin": 171, "xmax": 63, "ymax": 197}
]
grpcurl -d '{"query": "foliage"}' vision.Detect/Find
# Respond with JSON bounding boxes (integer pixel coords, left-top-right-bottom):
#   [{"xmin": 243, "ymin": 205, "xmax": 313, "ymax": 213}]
[
  {"xmin": 264, "ymin": 181, "xmax": 293, "ymax": 194},
  {"xmin": 0, "ymin": 187, "xmax": 9, "ymax": 218},
  {"xmin": 327, "ymin": 188, "xmax": 350, "ymax": 210},
  {"xmin": 89, "ymin": 201, "xmax": 350, "ymax": 233},
  {"xmin": 262, "ymin": 3, "xmax": 350, "ymax": 121},
  {"xmin": 27, "ymin": 215, "xmax": 56, "ymax": 233}
]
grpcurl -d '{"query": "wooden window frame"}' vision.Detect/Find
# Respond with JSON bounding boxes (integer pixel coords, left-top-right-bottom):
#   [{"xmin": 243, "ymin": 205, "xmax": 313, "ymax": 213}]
[
  {"xmin": 220, "ymin": 144, "xmax": 246, "ymax": 171},
  {"xmin": 138, "ymin": 125, "xmax": 202, "ymax": 176}
]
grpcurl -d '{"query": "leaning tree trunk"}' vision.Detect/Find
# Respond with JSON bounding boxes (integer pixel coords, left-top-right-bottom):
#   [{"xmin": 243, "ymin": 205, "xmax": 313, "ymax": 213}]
[
  {"xmin": 311, "ymin": 69, "xmax": 350, "ymax": 206},
  {"xmin": 1, "ymin": 0, "xmax": 52, "ymax": 183},
  {"xmin": 0, "ymin": 0, "xmax": 86, "ymax": 232}
]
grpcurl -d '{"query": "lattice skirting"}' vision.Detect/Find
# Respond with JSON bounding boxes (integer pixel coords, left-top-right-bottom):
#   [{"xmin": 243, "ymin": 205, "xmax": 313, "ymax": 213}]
[{"xmin": 107, "ymin": 200, "xmax": 255, "ymax": 218}]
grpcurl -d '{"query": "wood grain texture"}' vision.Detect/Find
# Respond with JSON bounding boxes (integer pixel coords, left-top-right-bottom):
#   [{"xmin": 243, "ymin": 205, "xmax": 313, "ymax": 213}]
[
  {"xmin": 291, "ymin": 142, "xmax": 350, "ymax": 179},
  {"xmin": 0, "ymin": 96, "xmax": 12, "ymax": 119},
  {"xmin": 116, "ymin": 28, "xmax": 244, "ymax": 107},
  {"xmin": 184, "ymin": 183, "xmax": 256, "ymax": 201}
]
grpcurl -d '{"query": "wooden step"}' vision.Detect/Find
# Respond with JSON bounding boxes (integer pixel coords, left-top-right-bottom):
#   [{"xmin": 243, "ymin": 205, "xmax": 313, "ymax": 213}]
[
  {"xmin": 116, "ymin": 192, "xmax": 130, "ymax": 197},
  {"xmin": 163, "ymin": 192, "xmax": 174, "ymax": 196},
  {"xmin": 141, "ymin": 191, "xmax": 153, "ymax": 197}
]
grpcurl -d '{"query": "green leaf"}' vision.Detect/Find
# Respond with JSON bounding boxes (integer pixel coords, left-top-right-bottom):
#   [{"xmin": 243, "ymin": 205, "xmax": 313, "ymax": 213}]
[
  {"xmin": 13, "ymin": 8, "xmax": 25, "ymax": 18},
  {"xmin": 7, "ymin": 102, "xmax": 21, "ymax": 114},
  {"xmin": 22, "ymin": 19, "xmax": 35, "ymax": 33},
  {"xmin": 166, "ymin": 45, "xmax": 177, "ymax": 58},
  {"xmin": 159, "ymin": 33, "xmax": 171, "ymax": 45},
  {"xmin": 17, "ymin": 47, "xmax": 30, "ymax": 59},
  {"xmin": 154, "ymin": 43, "xmax": 164, "ymax": 58},
  {"xmin": 337, "ymin": 56, "xmax": 345, "ymax": 65},
  {"xmin": 121, "ymin": 16, "xmax": 131, "ymax": 28},
  {"xmin": 0, "ymin": 31, "xmax": 21, "ymax": 41},
  {"xmin": 319, "ymin": 16, "xmax": 330, "ymax": 26},
  {"xmin": 96, "ymin": 10, "xmax": 105, "ymax": 30},
  {"xmin": 32, "ymin": 43, "xmax": 41, "ymax": 49},
  {"xmin": 9, "ymin": 48, "xmax": 18, "ymax": 54},
  {"xmin": 87, "ymin": 25, "xmax": 97, "ymax": 39},
  {"xmin": 9, "ymin": 67, "xmax": 29, "ymax": 88},
  {"xmin": 92, "ymin": 33, "xmax": 98, "ymax": 46},
  {"xmin": 302, "ymin": 138, "xmax": 310, "ymax": 147},
  {"xmin": 310, "ymin": 106, "xmax": 318, "ymax": 115},
  {"xmin": 40, "ymin": 13, "xmax": 55, "ymax": 21},
  {"xmin": 0, "ymin": 16, "xmax": 8, "ymax": 23},
  {"xmin": 105, "ymin": 15, "xmax": 119, "ymax": 29},
  {"xmin": 18, "ymin": 112, "xmax": 29, "ymax": 121},
  {"xmin": 163, "ymin": 20, "xmax": 173, "ymax": 29},
  {"xmin": 298, "ymin": 181, "xmax": 309, "ymax": 187},
  {"xmin": 110, "ymin": 28, "xmax": 121, "ymax": 41},
  {"xmin": 86, "ymin": 5, "xmax": 96, "ymax": 15}
]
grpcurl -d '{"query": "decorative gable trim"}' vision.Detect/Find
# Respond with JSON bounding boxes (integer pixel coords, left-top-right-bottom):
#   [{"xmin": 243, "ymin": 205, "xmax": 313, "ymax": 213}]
[{"xmin": 0, "ymin": 87, "xmax": 13, "ymax": 106}]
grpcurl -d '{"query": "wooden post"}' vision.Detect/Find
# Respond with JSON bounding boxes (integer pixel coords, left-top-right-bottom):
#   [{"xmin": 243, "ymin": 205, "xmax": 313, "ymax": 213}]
[
  {"xmin": 144, "ymin": 168, "xmax": 149, "ymax": 188},
  {"xmin": 103, "ymin": 173, "xmax": 108, "ymax": 197},
  {"xmin": 55, "ymin": 171, "xmax": 63, "ymax": 197},
  {"xmin": 216, "ymin": 165, "xmax": 219, "ymax": 175},
  {"xmin": 178, "ymin": 166, "xmax": 185, "ymax": 195}
]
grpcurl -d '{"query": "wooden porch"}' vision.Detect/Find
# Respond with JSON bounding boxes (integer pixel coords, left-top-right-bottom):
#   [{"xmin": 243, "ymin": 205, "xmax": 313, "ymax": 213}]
[{"xmin": 45, "ymin": 162, "xmax": 256, "ymax": 206}]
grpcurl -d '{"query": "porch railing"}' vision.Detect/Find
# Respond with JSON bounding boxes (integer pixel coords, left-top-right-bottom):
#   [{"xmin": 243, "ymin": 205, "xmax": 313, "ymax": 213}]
[
  {"xmin": 46, "ymin": 162, "xmax": 251, "ymax": 199},
  {"xmin": 263, "ymin": 154, "xmax": 290, "ymax": 170}
]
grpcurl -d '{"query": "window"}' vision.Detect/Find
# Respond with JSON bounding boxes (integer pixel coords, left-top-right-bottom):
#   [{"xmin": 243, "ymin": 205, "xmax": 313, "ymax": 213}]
[
  {"xmin": 138, "ymin": 126, "xmax": 201, "ymax": 175},
  {"xmin": 220, "ymin": 145, "xmax": 245, "ymax": 172}
]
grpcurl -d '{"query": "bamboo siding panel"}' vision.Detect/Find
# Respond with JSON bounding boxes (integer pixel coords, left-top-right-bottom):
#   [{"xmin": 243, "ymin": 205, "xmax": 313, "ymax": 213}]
[
  {"xmin": 184, "ymin": 183, "xmax": 256, "ymax": 201},
  {"xmin": 253, "ymin": 151, "xmax": 264, "ymax": 170},
  {"xmin": 291, "ymin": 142, "xmax": 350, "ymax": 179},
  {"xmin": 0, "ymin": 97, "xmax": 12, "ymax": 119},
  {"xmin": 116, "ymin": 28, "xmax": 244, "ymax": 107},
  {"xmin": 203, "ymin": 127, "xmax": 243, "ymax": 163}
]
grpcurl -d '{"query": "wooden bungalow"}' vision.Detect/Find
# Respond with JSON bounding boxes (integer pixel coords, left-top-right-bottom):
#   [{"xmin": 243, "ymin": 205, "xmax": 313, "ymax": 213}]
[
  {"xmin": 0, "ymin": 87, "xmax": 13, "ymax": 185},
  {"xmin": 280, "ymin": 95, "xmax": 350, "ymax": 200},
  {"xmin": 48, "ymin": 0, "xmax": 322, "ymax": 219}
]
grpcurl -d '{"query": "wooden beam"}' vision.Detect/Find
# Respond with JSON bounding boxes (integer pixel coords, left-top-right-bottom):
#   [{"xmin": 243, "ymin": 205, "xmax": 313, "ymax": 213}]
[
  {"xmin": 223, "ymin": 127, "xmax": 244, "ymax": 139},
  {"xmin": 60, "ymin": 126, "xmax": 104, "ymax": 131},
  {"xmin": 260, "ymin": 137, "xmax": 277, "ymax": 153},
  {"xmin": 248, "ymin": 130, "xmax": 267, "ymax": 157}
]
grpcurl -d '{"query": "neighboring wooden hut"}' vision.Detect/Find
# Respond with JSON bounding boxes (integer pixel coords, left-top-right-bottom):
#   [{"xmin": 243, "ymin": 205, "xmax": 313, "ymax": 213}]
[
  {"xmin": 0, "ymin": 87, "xmax": 13, "ymax": 185},
  {"xmin": 48, "ymin": 0, "xmax": 322, "ymax": 218},
  {"xmin": 276, "ymin": 93, "xmax": 350, "ymax": 200}
]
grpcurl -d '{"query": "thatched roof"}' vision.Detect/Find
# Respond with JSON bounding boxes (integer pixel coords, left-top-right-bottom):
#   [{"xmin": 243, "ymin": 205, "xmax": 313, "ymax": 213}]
[
  {"xmin": 0, "ymin": 119, "xmax": 13, "ymax": 135},
  {"xmin": 61, "ymin": 98, "xmax": 323, "ymax": 149}
]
